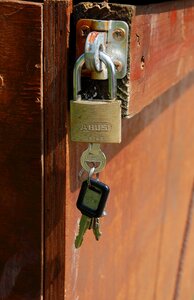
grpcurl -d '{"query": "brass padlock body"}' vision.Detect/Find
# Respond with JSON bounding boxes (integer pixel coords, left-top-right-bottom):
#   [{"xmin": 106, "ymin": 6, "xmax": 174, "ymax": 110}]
[{"xmin": 70, "ymin": 99, "xmax": 121, "ymax": 143}]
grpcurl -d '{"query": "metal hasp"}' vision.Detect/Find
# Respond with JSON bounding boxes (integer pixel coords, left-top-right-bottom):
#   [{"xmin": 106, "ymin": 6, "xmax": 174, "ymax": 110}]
[{"xmin": 76, "ymin": 19, "xmax": 129, "ymax": 80}]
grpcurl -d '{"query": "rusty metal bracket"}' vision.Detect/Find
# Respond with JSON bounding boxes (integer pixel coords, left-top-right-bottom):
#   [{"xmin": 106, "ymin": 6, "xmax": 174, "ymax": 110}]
[{"xmin": 76, "ymin": 19, "xmax": 129, "ymax": 80}]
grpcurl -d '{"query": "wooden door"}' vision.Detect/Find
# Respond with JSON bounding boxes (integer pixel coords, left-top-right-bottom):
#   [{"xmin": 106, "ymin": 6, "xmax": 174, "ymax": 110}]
[
  {"xmin": 0, "ymin": 2, "xmax": 42, "ymax": 299},
  {"xmin": 1, "ymin": 1, "xmax": 194, "ymax": 300},
  {"xmin": 66, "ymin": 2, "xmax": 194, "ymax": 299},
  {"xmin": 0, "ymin": 1, "xmax": 70, "ymax": 298}
]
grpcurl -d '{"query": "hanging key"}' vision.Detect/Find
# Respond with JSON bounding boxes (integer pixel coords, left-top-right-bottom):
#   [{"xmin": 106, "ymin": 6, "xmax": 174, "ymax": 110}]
[
  {"xmin": 88, "ymin": 218, "xmax": 94, "ymax": 230},
  {"xmin": 93, "ymin": 218, "xmax": 102, "ymax": 241},
  {"xmin": 75, "ymin": 178, "xmax": 110, "ymax": 248},
  {"xmin": 71, "ymin": 30, "xmax": 123, "ymax": 249},
  {"xmin": 75, "ymin": 215, "xmax": 91, "ymax": 248}
]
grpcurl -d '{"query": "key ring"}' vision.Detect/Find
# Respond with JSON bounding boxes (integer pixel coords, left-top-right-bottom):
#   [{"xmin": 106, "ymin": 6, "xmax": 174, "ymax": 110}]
[
  {"xmin": 78, "ymin": 165, "xmax": 96, "ymax": 182},
  {"xmin": 88, "ymin": 166, "xmax": 95, "ymax": 179}
]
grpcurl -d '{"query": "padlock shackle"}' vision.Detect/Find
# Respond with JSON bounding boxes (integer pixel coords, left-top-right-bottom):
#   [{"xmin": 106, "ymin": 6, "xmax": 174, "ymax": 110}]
[
  {"xmin": 98, "ymin": 51, "xmax": 117, "ymax": 100},
  {"xmin": 73, "ymin": 53, "xmax": 85, "ymax": 101},
  {"xmin": 73, "ymin": 52, "xmax": 117, "ymax": 101}
]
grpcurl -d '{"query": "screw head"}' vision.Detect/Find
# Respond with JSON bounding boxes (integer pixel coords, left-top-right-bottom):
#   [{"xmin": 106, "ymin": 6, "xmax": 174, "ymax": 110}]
[
  {"xmin": 114, "ymin": 60, "xmax": 123, "ymax": 72},
  {"xmin": 80, "ymin": 25, "xmax": 90, "ymax": 37},
  {"xmin": 141, "ymin": 56, "xmax": 145, "ymax": 69},
  {"xmin": 112, "ymin": 28, "xmax": 125, "ymax": 41}
]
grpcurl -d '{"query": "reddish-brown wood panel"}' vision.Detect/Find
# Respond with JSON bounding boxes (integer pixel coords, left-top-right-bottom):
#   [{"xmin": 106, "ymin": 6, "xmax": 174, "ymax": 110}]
[
  {"xmin": 1, "ymin": 1, "xmax": 194, "ymax": 299},
  {"xmin": 129, "ymin": 0, "xmax": 194, "ymax": 115},
  {"xmin": 46, "ymin": 1, "xmax": 194, "ymax": 299},
  {"xmin": 65, "ymin": 2, "xmax": 194, "ymax": 299},
  {"xmin": 155, "ymin": 79, "xmax": 194, "ymax": 300},
  {"xmin": 65, "ymin": 70, "xmax": 194, "ymax": 300},
  {"xmin": 0, "ymin": 2, "xmax": 42, "ymax": 299}
]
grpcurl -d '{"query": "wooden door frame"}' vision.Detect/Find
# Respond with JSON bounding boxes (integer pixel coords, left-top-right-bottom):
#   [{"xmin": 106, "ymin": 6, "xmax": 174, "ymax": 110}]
[{"xmin": 43, "ymin": 1, "xmax": 72, "ymax": 299}]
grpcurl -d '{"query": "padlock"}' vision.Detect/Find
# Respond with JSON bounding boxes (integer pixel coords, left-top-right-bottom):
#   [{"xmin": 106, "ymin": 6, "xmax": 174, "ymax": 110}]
[{"xmin": 70, "ymin": 52, "xmax": 121, "ymax": 143}]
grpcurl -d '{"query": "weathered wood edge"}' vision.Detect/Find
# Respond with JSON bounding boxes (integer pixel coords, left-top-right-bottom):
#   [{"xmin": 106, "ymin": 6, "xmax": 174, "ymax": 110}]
[
  {"xmin": 0, "ymin": 0, "xmax": 42, "ymax": 5},
  {"xmin": 43, "ymin": 1, "xmax": 71, "ymax": 299}
]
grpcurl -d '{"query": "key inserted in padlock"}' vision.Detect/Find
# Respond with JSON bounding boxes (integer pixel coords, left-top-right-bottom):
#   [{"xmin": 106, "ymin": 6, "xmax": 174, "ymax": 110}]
[{"xmin": 70, "ymin": 52, "xmax": 122, "ymax": 143}]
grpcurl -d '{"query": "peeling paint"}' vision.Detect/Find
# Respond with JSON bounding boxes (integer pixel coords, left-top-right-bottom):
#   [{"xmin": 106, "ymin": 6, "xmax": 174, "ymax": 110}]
[
  {"xmin": 0, "ymin": 75, "xmax": 5, "ymax": 88},
  {"xmin": 35, "ymin": 63, "xmax": 41, "ymax": 69},
  {"xmin": 136, "ymin": 33, "xmax": 141, "ymax": 47},
  {"xmin": 36, "ymin": 97, "xmax": 41, "ymax": 103}
]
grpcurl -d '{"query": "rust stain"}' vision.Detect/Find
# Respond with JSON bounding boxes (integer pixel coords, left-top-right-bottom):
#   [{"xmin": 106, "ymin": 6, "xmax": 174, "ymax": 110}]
[{"xmin": 87, "ymin": 31, "xmax": 99, "ymax": 43}]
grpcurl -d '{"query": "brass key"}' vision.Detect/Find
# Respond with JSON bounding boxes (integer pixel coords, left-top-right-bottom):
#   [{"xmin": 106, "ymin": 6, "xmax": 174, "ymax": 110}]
[
  {"xmin": 75, "ymin": 215, "xmax": 91, "ymax": 248},
  {"xmin": 93, "ymin": 218, "xmax": 102, "ymax": 241},
  {"xmin": 80, "ymin": 143, "xmax": 106, "ymax": 174}
]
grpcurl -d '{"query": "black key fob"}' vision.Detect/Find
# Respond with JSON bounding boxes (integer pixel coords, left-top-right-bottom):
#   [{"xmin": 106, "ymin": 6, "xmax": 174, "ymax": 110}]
[{"xmin": 76, "ymin": 178, "xmax": 110, "ymax": 218}]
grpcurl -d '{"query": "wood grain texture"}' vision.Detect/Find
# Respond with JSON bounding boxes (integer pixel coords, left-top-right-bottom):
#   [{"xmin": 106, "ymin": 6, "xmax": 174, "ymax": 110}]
[
  {"xmin": 152, "ymin": 75, "xmax": 194, "ymax": 300},
  {"xmin": 66, "ymin": 69, "xmax": 194, "ymax": 300},
  {"xmin": 129, "ymin": 0, "xmax": 194, "ymax": 116},
  {"xmin": 0, "ymin": 2, "xmax": 42, "ymax": 299},
  {"xmin": 74, "ymin": 1, "xmax": 194, "ymax": 117},
  {"xmin": 47, "ymin": 1, "xmax": 194, "ymax": 299},
  {"xmin": 43, "ymin": 1, "xmax": 71, "ymax": 299},
  {"xmin": 176, "ymin": 184, "xmax": 194, "ymax": 300},
  {"xmin": 66, "ymin": 2, "xmax": 194, "ymax": 299},
  {"xmin": 2, "ymin": 1, "xmax": 194, "ymax": 299}
]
